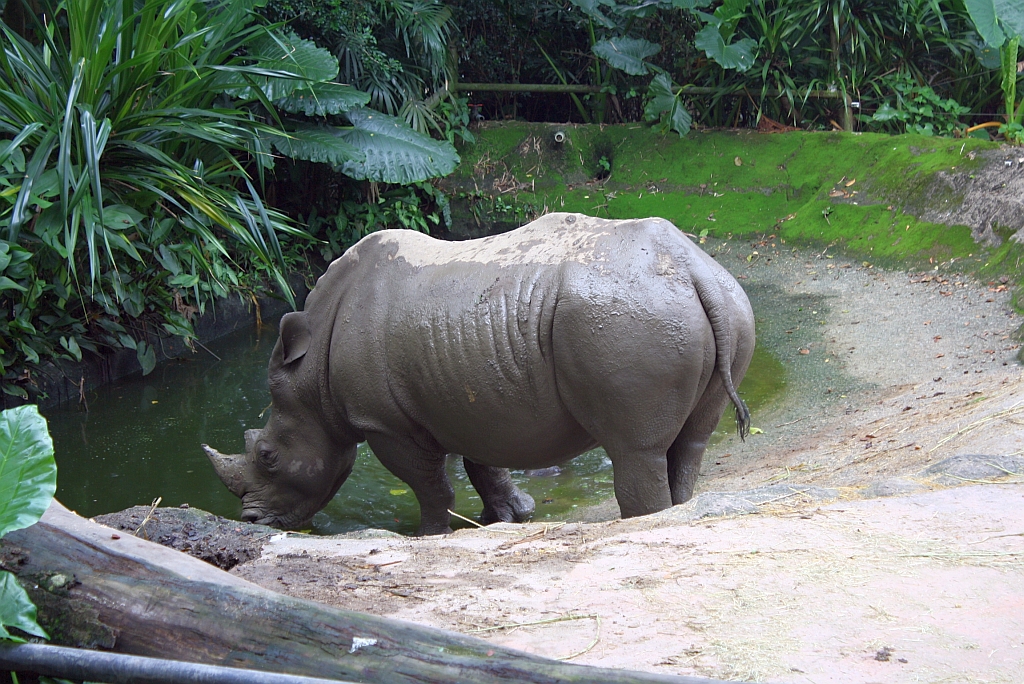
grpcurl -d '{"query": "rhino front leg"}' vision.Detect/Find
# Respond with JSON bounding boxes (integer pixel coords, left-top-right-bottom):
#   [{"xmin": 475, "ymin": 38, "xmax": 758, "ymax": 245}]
[
  {"xmin": 462, "ymin": 459, "xmax": 535, "ymax": 525},
  {"xmin": 366, "ymin": 434, "xmax": 454, "ymax": 535}
]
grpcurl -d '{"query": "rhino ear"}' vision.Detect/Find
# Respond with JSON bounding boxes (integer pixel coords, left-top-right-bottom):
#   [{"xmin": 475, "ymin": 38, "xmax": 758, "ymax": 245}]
[{"xmin": 279, "ymin": 311, "xmax": 311, "ymax": 365}]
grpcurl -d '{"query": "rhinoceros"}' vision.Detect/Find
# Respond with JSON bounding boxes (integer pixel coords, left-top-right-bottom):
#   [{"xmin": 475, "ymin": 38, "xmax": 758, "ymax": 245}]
[{"xmin": 204, "ymin": 213, "xmax": 754, "ymax": 534}]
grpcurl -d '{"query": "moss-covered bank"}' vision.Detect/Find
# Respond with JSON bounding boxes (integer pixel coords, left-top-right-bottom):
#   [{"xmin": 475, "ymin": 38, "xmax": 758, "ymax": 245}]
[{"xmin": 442, "ymin": 123, "xmax": 1024, "ymax": 308}]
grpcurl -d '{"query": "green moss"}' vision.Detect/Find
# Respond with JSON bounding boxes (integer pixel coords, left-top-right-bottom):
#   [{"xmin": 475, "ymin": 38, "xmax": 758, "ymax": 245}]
[
  {"xmin": 446, "ymin": 123, "xmax": 1022, "ymax": 300},
  {"xmin": 456, "ymin": 124, "xmax": 999, "ymax": 244}
]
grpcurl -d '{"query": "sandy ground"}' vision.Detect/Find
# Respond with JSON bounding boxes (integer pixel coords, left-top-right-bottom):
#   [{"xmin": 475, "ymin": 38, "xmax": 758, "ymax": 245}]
[{"xmin": 213, "ymin": 240, "xmax": 1023, "ymax": 682}]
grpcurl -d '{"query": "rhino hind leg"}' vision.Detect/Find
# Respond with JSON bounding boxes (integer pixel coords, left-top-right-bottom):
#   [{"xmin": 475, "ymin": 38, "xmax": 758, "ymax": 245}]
[
  {"xmin": 462, "ymin": 459, "xmax": 536, "ymax": 525},
  {"xmin": 669, "ymin": 325, "xmax": 755, "ymax": 505},
  {"xmin": 667, "ymin": 389, "xmax": 730, "ymax": 506},
  {"xmin": 365, "ymin": 433, "xmax": 454, "ymax": 536}
]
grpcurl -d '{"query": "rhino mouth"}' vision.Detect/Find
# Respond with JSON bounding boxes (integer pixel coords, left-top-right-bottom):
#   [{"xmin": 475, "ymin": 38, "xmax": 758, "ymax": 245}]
[
  {"xmin": 240, "ymin": 507, "xmax": 274, "ymax": 526},
  {"xmin": 241, "ymin": 506, "xmax": 313, "ymax": 530}
]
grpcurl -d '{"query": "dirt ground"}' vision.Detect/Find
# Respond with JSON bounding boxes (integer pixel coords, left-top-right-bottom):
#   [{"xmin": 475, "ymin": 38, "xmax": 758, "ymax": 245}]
[{"xmin": 100, "ymin": 239, "xmax": 1024, "ymax": 682}]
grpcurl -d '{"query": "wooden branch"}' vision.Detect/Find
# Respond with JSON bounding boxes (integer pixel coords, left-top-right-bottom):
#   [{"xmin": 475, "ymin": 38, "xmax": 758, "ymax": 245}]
[
  {"xmin": 0, "ymin": 502, "xmax": 733, "ymax": 684},
  {"xmin": 454, "ymin": 82, "xmax": 604, "ymax": 94}
]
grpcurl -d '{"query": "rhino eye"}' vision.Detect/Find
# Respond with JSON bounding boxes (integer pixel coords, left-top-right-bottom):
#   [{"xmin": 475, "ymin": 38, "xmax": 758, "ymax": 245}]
[{"xmin": 257, "ymin": 446, "xmax": 279, "ymax": 471}]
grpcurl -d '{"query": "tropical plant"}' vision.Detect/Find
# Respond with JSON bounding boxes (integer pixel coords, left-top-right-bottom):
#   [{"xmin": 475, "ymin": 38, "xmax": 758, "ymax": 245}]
[
  {"xmin": 868, "ymin": 72, "xmax": 969, "ymax": 136},
  {"xmin": 0, "ymin": 404, "xmax": 56, "ymax": 642},
  {"xmin": 446, "ymin": 0, "xmax": 590, "ymax": 121},
  {"xmin": 261, "ymin": 0, "xmax": 464, "ymax": 138},
  {"xmin": 548, "ymin": 0, "xmax": 757, "ymax": 135},
  {"xmin": 448, "ymin": 0, "xmax": 994, "ymax": 132},
  {"xmin": 964, "ymin": 0, "xmax": 1024, "ymax": 142},
  {"xmin": 258, "ymin": 0, "xmax": 468, "ymax": 264},
  {"xmin": 678, "ymin": 0, "xmax": 989, "ymax": 131},
  {"xmin": 290, "ymin": 176, "xmax": 452, "ymax": 262},
  {"xmin": 0, "ymin": 0, "xmax": 458, "ymax": 400}
]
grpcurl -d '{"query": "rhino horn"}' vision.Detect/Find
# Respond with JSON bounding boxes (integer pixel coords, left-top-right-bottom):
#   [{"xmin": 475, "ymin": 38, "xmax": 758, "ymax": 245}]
[{"xmin": 202, "ymin": 444, "xmax": 249, "ymax": 498}]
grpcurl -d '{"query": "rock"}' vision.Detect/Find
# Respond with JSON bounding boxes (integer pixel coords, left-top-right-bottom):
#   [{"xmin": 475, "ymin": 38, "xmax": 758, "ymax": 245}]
[
  {"xmin": 919, "ymin": 150, "xmax": 1024, "ymax": 241},
  {"xmin": 651, "ymin": 484, "xmax": 840, "ymax": 523},
  {"xmin": 971, "ymin": 220, "xmax": 1002, "ymax": 248},
  {"xmin": 327, "ymin": 528, "xmax": 404, "ymax": 540},
  {"xmin": 93, "ymin": 506, "xmax": 277, "ymax": 570},
  {"xmin": 919, "ymin": 453, "xmax": 1024, "ymax": 486},
  {"xmin": 860, "ymin": 477, "xmax": 929, "ymax": 499},
  {"xmin": 683, "ymin": 492, "xmax": 759, "ymax": 519}
]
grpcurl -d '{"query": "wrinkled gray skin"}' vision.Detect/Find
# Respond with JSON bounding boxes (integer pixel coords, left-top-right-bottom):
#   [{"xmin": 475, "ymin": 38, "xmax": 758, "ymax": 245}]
[{"xmin": 204, "ymin": 213, "xmax": 754, "ymax": 535}]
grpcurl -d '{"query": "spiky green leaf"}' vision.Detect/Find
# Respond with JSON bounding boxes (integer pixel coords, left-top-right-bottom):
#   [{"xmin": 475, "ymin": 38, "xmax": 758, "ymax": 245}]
[
  {"xmin": 593, "ymin": 38, "xmax": 661, "ymax": 76},
  {"xmin": 339, "ymin": 108, "xmax": 459, "ymax": 184}
]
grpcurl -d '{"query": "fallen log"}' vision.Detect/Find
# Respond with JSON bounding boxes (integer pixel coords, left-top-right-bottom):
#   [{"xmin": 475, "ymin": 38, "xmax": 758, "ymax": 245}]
[{"xmin": 1, "ymin": 502, "xmax": 734, "ymax": 684}]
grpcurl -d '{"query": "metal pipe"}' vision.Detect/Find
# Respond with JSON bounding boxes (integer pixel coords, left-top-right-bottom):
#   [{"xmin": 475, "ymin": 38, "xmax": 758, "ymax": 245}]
[{"xmin": 0, "ymin": 643, "xmax": 359, "ymax": 684}]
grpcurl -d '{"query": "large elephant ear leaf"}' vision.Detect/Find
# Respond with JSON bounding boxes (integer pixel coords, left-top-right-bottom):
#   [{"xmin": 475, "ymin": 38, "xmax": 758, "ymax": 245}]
[
  {"xmin": 567, "ymin": 0, "xmax": 617, "ymax": 28},
  {"xmin": 275, "ymin": 83, "xmax": 371, "ymax": 117},
  {"xmin": 644, "ymin": 73, "xmax": 692, "ymax": 137},
  {"xmin": 225, "ymin": 31, "xmax": 340, "ymax": 101},
  {"xmin": 994, "ymin": 0, "xmax": 1024, "ymax": 40},
  {"xmin": 593, "ymin": 37, "xmax": 661, "ymax": 76},
  {"xmin": 965, "ymin": 0, "xmax": 1005, "ymax": 46},
  {"xmin": 0, "ymin": 571, "xmax": 48, "ymax": 640},
  {"xmin": 694, "ymin": 25, "xmax": 756, "ymax": 71},
  {"xmin": 268, "ymin": 125, "xmax": 366, "ymax": 165},
  {"xmin": 0, "ymin": 405, "xmax": 57, "ymax": 538},
  {"xmin": 710, "ymin": 0, "xmax": 752, "ymax": 40},
  {"xmin": 339, "ymin": 108, "xmax": 460, "ymax": 184}
]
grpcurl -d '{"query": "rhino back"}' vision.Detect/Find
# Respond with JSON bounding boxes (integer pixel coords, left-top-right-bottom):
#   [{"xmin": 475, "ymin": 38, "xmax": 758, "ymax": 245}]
[{"xmin": 315, "ymin": 214, "xmax": 732, "ymax": 467}]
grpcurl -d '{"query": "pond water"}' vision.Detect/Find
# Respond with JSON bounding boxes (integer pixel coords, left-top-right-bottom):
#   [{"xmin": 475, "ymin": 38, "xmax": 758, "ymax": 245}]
[{"xmin": 45, "ymin": 326, "xmax": 783, "ymax": 536}]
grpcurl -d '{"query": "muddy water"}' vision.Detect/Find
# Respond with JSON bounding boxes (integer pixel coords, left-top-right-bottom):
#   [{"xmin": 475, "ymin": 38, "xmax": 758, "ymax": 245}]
[{"xmin": 45, "ymin": 327, "xmax": 783, "ymax": 536}]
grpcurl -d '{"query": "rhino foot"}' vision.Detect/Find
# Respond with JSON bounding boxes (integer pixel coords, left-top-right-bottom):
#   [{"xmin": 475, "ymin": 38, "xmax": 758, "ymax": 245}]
[{"xmin": 480, "ymin": 487, "xmax": 535, "ymax": 525}]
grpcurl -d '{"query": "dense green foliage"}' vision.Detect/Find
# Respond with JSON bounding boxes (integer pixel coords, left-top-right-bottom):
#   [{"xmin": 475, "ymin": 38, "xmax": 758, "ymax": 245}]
[
  {"xmin": 0, "ymin": 404, "xmax": 55, "ymax": 641},
  {"xmin": 261, "ymin": 0, "xmax": 462, "ymax": 137},
  {"xmin": 0, "ymin": 0, "xmax": 457, "ymax": 401},
  {"xmin": 257, "ymin": 0, "xmax": 469, "ymax": 260},
  {"xmin": 451, "ymin": 0, "xmax": 1010, "ymax": 135},
  {"xmin": 963, "ymin": 0, "xmax": 1024, "ymax": 141}
]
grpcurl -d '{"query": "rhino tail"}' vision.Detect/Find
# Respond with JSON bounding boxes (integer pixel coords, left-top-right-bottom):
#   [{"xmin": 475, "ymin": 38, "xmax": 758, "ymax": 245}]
[{"xmin": 689, "ymin": 251, "xmax": 751, "ymax": 440}]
